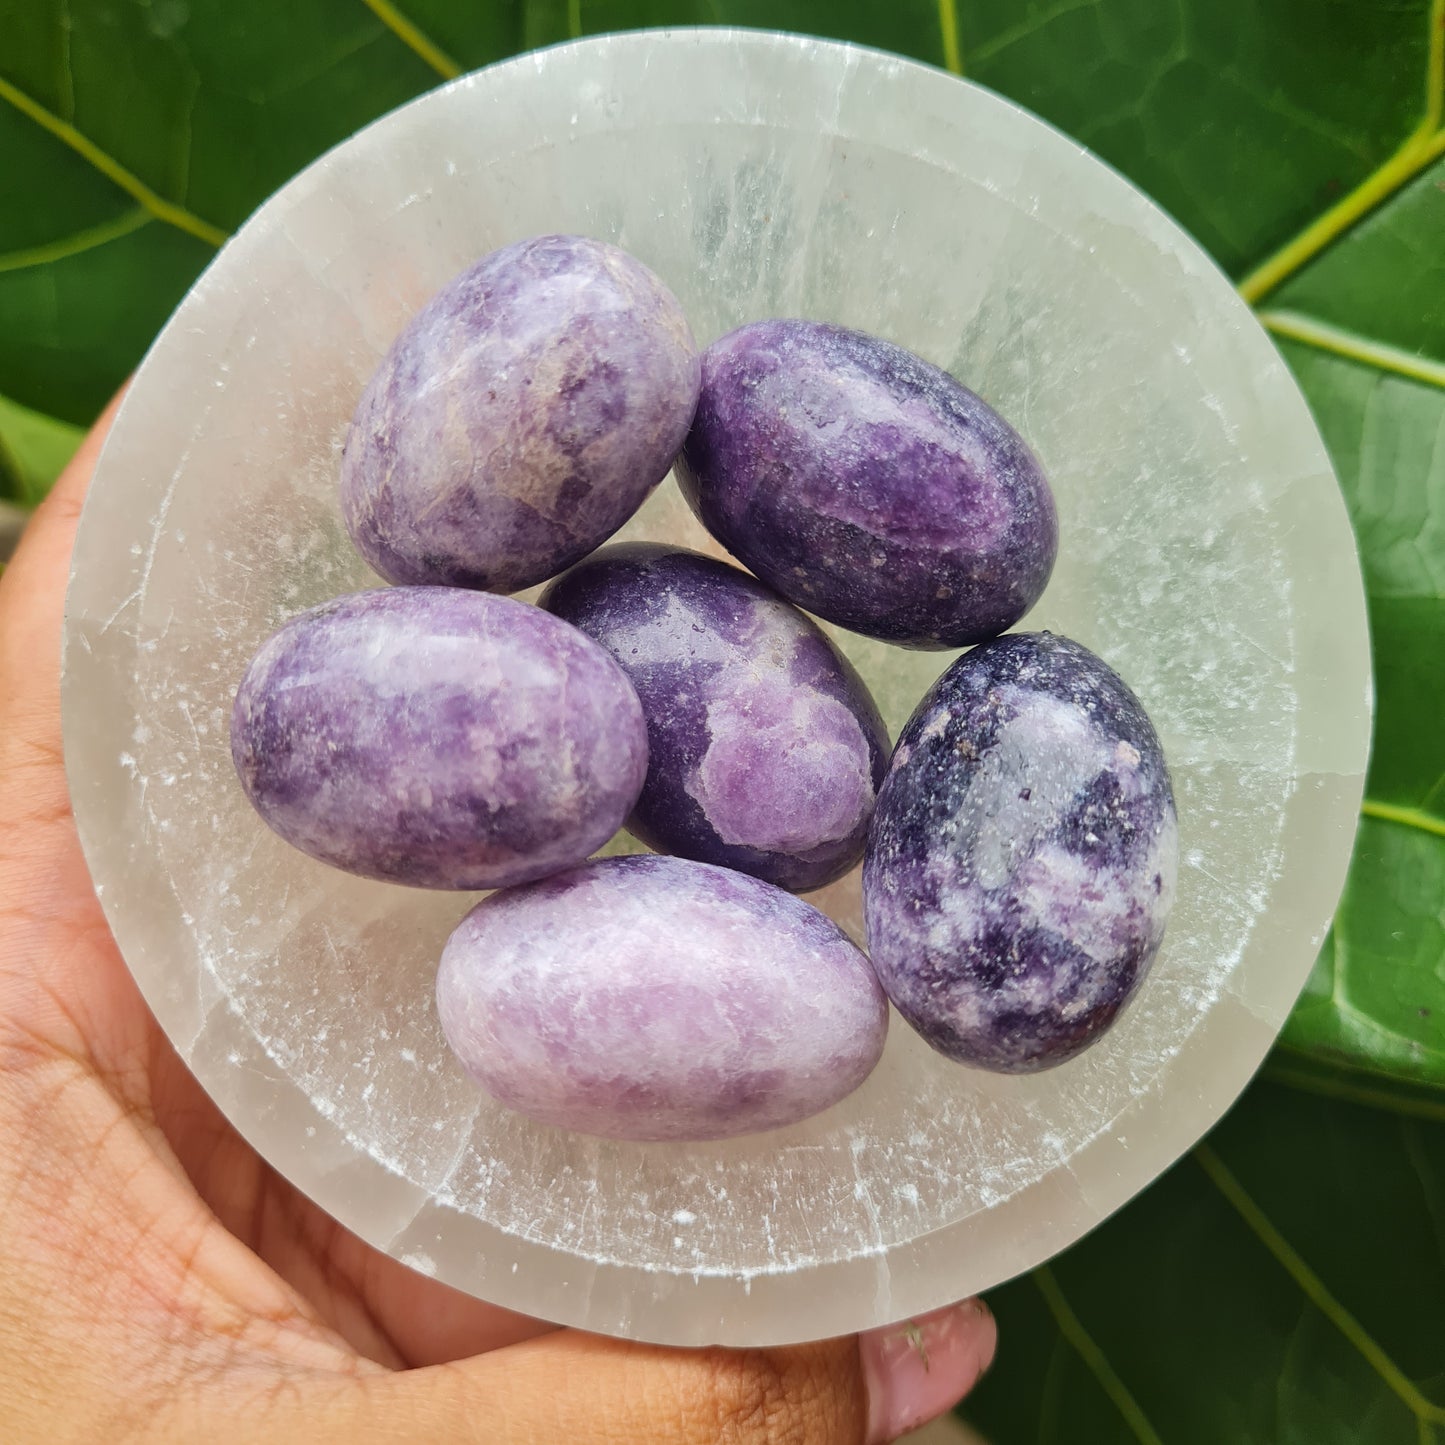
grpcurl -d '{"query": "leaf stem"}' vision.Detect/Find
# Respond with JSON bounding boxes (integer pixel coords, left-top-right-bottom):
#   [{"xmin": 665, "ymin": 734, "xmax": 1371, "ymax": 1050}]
[
  {"xmin": 359, "ymin": 0, "xmax": 461, "ymax": 80},
  {"xmin": 937, "ymin": 0, "xmax": 964, "ymax": 75},
  {"xmin": 1262, "ymin": 311, "xmax": 1445, "ymax": 390},
  {"xmin": 1361, "ymin": 800, "xmax": 1445, "ymax": 839},
  {"xmin": 1241, "ymin": 0, "xmax": 1444, "ymax": 301},
  {"xmin": 1032, "ymin": 1266, "xmax": 1165, "ymax": 1445},
  {"xmin": 1195, "ymin": 1144, "xmax": 1445, "ymax": 1424},
  {"xmin": 1272, "ymin": 1039, "xmax": 1445, "ymax": 1097},
  {"xmin": 0, "ymin": 206, "xmax": 152, "ymax": 275},
  {"xmin": 0, "ymin": 76, "xmax": 227, "ymax": 248},
  {"xmin": 1262, "ymin": 1062, "xmax": 1445, "ymax": 1123},
  {"xmin": 1426, "ymin": 0, "xmax": 1444, "ymax": 133},
  {"xmin": 1239, "ymin": 126, "xmax": 1445, "ymax": 304}
]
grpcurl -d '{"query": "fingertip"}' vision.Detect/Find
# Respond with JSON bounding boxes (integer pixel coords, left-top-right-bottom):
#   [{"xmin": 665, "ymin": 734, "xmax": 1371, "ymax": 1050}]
[{"xmin": 860, "ymin": 1298, "xmax": 996, "ymax": 1444}]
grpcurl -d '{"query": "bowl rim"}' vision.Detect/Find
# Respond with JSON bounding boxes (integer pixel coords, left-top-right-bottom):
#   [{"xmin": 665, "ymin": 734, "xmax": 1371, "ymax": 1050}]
[{"xmin": 61, "ymin": 25, "xmax": 1372, "ymax": 1345}]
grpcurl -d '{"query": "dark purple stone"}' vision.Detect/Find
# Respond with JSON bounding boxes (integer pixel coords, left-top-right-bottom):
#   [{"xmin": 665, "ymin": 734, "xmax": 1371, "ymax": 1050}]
[
  {"xmin": 863, "ymin": 632, "xmax": 1177, "ymax": 1072},
  {"xmin": 230, "ymin": 588, "xmax": 647, "ymax": 889},
  {"xmin": 676, "ymin": 319, "xmax": 1058, "ymax": 649},
  {"xmin": 341, "ymin": 234, "xmax": 700, "ymax": 593},
  {"xmin": 542, "ymin": 544, "xmax": 889, "ymax": 891}
]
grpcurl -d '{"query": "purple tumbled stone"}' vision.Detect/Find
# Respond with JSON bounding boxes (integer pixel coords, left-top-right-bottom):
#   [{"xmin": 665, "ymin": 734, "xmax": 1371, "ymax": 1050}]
[
  {"xmin": 341, "ymin": 234, "xmax": 700, "ymax": 593},
  {"xmin": 676, "ymin": 320, "xmax": 1058, "ymax": 649},
  {"xmin": 863, "ymin": 633, "xmax": 1177, "ymax": 1072},
  {"xmin": 541, "ymin": 544, "xmax": 889, "ymax": 891},
  {"xmin": 436, "ymin": 855, "xmax": 889, "ymax": 1141},
  {"xmin": 230, "ymin": 588, "xmax": 647, "ymax": 889}
]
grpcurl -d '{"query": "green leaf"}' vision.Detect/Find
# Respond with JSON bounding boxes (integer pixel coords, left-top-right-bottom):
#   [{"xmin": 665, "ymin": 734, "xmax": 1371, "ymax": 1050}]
[
  {"xmin": 962, "ymin": 0, "xmax": 1436, "ymax": 280},
  {"xmin": 0, "ymin": 0, "xmax": 446, "ymax": 426},
  {"xmin": 0, "ymin": 391, "xmax": 84, "ymax": 506},
  {"xmin": 963, "ymin": 1080, "xmax": 1445, "ymax": 1444},
  {"xmin": 0, "ymin": 0, "xmax": 1435, "ymax": 420},
  {"xmin": 1283, "ymin": 818, "xmax": 1445, "ymax": 1087},
  {"xmin": 1262, "ymin": 162, "xmax": 1445, "ymax": 1086},
  {"xmin": 1262, "ymin": 1049, "xmax": 1445, "ymax": 1124},
  {"xmin": 1270, "ymin": 157, "xmax": 1445, "ymax": 364}
]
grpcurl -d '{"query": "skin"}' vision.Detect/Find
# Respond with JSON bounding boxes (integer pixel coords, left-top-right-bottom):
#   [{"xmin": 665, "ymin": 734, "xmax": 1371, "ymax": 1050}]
[
  {"xmin": 677, "ymin": 320, "xmax": 1058, "ymax": 650},
  {"xmin": 437, "ymin": 856, "xmax": 889, "ymax": 1140},
  {"xmin": 342, "ymin": 235, "xmax": 700, "ymax": 594},
  {"xmin": 232, "ymin": 588, "xmax": 647, "ymax": 889},
  {"xmin": 864, "ymin": 633, "xmax": 1178, "ymax": 1073},
  {"xmin": 0, "ymin": 397, "xmax": 994, "ymax": 1443},
  {"xmin": 542, "ymin": 545, "xmax": 888, "ymax": 891}
]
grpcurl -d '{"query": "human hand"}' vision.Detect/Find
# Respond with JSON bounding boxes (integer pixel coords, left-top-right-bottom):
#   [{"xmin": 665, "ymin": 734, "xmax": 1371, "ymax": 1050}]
[{"xmin": 0, "ymin": 396, "xmax": 996, "ymax": 1443}]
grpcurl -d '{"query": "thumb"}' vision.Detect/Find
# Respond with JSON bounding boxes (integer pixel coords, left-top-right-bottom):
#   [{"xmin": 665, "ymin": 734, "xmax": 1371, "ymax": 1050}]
[{"xmin": 263, "ymin": 1299, "xmax": 995, "ymax": 1445}]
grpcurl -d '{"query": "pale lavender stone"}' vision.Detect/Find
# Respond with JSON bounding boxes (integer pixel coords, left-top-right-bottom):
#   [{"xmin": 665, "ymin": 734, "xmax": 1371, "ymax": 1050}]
[
  {"xmin": 341, "ymin": 234, "xmax": 701, "ymax": 593},
  {"xmin": 436, "ymin": 855, "xmax": 889, "ymax": 1140},
  {"xmin": 676, "ymin": 320, "xmax": 1057, "ymax": 649},
  {"xmin": 230, "ymin": 588, "xmax": 647, "ymax": 889},
  {"xmin": 541, "ymin": 544, "xmax": 888, "ymax": 891},
  {"xmin": 863, "ymin": 633, "xmax": 1177, "ymax": 1072}
]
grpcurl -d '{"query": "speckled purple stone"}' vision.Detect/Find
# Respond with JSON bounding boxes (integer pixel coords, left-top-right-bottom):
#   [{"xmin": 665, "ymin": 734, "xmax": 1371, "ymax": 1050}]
[
  {"xmin": 230, "ymin": 588, "xmax": 647, "ymax": 889},
  {"xmin": 341, "ymin": 234, "xmax": 701, "ymax": 593},
  {"xmin": 676, "ymin": 320, "xmax": 1058, "ymax": 649},
  {"xmin": 436, "ymin": 854, "xmax": 888, "ymax": 1140},
  {"xmin": 541, "ymin": 544, "xmax": 889, "ymax": 892},
  {"xmin": 863, "ymin": 633, "xmax": 1177, "ymax": 1072}
]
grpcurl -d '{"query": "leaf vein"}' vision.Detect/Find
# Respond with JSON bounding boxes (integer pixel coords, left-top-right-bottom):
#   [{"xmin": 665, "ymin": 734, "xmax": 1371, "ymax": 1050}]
[
  {"xmin": 0, "ymin": 75, "xmax": 226, "ymax": 249},
  {"xmin": 56, "ymin": 0, "xmax": 74, "ymax": 121},
  {"xmin": 1333, "ymin": 995, "xmax": 1445, "ymax": 1067},
  {"xmin": 0, "ymin": 207, "xmax": 153, "ymax": 274},
  {"xmin": 1217, "ymin": 64, "xmax": 1375, "ymax": 159},
  {"xmin": 969, "ymin": 0, "xmax": 1096, "ymax": 68},
  {"xmin": 937, "ymin": 0, "xmax": 964, "ymax": 75},
  {"xmin": 1262, "ymin": 1060, "xmax": 1445, "ymax": 1123},
  {"xmin": 1241, "ymin": 0, "xmax": 1443, "ymax": 300},
  {"xmin": 1239, "ymin": 132, "xmax": 1445, "ymax": 304},
  {"xmin": 1036, "ymin": 1334, "xmax": 1069, "ymax": 1445},
  {"xmin": 1032, "ymin": 1266, "xmax": 1165, "ymax": 1445},
  {"xmin": 358, "ymin": 0, "xmax": 461, "ymax": 80},
  {"xmin": 1264, "ymin": 311, "xmax": 1445, "ymax": 390},
  {"xmin": 1400, "ymin": 1121, "xmax": 1445, "ymax": 1282},
  {"xmin": 1361, "ymin": 800, "xmax": 1445, "ymax": 840},
  {"xmin": 1195, "ymin": 1143, "xmax": 1445, "ymax": 1422},
  {"xmin": 1427, "ymin": 0, "xmax": 1444, "ymax": 133},
  {"xmin": 173, "ymin": 62, "xmax": 200, "ymax": 207}
]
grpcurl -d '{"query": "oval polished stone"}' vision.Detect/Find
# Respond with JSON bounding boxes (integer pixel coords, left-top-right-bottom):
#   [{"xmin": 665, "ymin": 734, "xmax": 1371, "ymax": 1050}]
[
  {"xmin": 437, "ymin": 855, "xmax": 889, "ymax": 1140},
  {"xmin": 542, "ymin": 544, "xmax": 889, "ymax": 891},
  {"xmin": 230, "ymin": 587, "xmax": 647, "ymax": 889},
  {"xmin": 676, "ymin": 319, "xmax": 1057, "ymax": 649},
  {"xmin": 341, "ymin": 234, "xmax": 700, "ymax": 593},
  {"xmin": 863, "ymin": 632, "xmax": 1177, "ymax": 1072}
]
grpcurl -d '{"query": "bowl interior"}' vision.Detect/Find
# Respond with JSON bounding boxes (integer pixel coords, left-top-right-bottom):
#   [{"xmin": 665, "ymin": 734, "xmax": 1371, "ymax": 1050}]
[{"xmin": 61, "ymin": 29, "xmax": 1370, "ymax": 1345}]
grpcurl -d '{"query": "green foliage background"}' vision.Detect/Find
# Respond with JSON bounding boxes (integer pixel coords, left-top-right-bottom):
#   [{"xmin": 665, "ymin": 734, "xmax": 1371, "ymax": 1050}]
[{"xmin": 2, "ymin": 3, "xmax": 1441, "ymax": 1439}]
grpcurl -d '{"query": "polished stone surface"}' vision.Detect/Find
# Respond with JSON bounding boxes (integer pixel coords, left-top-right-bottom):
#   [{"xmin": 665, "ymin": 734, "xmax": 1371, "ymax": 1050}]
[
  {"xmin": 865, "ymin": 633, "xmax": 1178, "ymax": 1073},
  {"xmin": 544, "ymin": 544, "xmax": 888, "ymax": 891}
]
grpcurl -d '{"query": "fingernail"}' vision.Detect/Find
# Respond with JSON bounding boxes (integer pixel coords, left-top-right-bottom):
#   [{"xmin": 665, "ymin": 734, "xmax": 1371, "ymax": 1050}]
[{"xmin": 859, "ymin": 1298, "xmax": 997, "ymax": 1444}]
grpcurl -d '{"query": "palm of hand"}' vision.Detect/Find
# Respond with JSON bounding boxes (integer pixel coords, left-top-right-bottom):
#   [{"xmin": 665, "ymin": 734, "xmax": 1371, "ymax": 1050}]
[{"xmin": 0, "ymin": 409, "xmax": 549, "ymax": 1436}]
